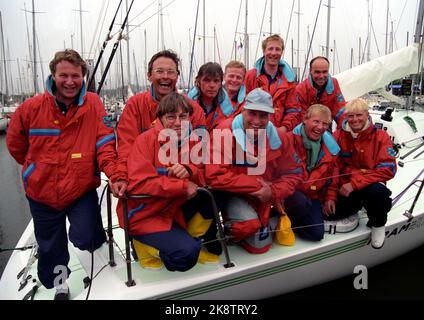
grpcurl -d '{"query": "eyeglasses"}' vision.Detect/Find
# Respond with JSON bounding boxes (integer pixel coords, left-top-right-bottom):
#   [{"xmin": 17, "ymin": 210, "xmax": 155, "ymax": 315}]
[
  {"xmin": 164, "ymin": 113, "xmax": 190, "ymax": 122},
  {"xmin": 152, "ymin": 68, "xmax": 178, "ymax": 77}
]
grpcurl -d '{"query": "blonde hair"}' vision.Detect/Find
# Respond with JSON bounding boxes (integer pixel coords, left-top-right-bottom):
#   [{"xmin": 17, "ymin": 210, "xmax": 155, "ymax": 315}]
[
  {"xmin": 304, "ymin": 104, "xmax": 331, "ymax": 122},
  {"xmin": 344, "ymin": 98, "xmax": 369, "ymax": 113},
  {"xmin": 262, "ymin": 34, "xmax": 284, "ymax": 52},
  {"xmin": 225, "ymin": 60, "xmax": 246, "ymax": 74}
]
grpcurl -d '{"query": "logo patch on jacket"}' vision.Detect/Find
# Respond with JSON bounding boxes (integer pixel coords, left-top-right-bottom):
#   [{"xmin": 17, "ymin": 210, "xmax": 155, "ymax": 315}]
[
  {"xmin": 387, "ymin": 147, "xmax": 396, "ymax": 157},
  {"xmin": 337, "ymin": 94, "xmax": 345, "ymax": 103},
  {"xmin": 103, "ymin": 116, "xmax": 113, "ymax": 128}
]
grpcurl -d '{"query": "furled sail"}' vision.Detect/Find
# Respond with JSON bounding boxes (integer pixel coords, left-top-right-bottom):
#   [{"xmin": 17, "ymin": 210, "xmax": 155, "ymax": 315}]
[{"xmin": 335, "ymin": 44, "xmax": 420, "ymax": 101}]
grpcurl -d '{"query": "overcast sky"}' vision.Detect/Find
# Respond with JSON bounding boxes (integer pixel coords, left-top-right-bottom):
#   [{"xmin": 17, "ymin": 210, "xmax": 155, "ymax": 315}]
[{"xmin": 0, "ymin": 0, "xmax": 419, "ymax": 95}]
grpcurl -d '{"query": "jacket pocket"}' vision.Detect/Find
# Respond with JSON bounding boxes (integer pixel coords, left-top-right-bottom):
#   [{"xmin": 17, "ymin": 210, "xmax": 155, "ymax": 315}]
[
  {"xmin": 71, "ymin": 151, "xmax": 99, "ymax": 191},
  {"xmin": 22, "ymin": 161, "xmax": 57, "ymax": 205}
]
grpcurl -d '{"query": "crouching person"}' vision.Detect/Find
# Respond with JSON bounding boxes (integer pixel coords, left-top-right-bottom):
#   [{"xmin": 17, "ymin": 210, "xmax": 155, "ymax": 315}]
[
  {"xmin": 328, "ymin": 98, "xmax": 396, "ymax": 248},
  {"xmin": 284, "ymin": 104, "xmax": 340, "ymax": 241},
  {"xmin": 116, "ymin": 93, "xmax": 219, "ymax": 271},
  {"xmin": 206, "ymin": 88, "xmax": 302, "ymax": 253}
]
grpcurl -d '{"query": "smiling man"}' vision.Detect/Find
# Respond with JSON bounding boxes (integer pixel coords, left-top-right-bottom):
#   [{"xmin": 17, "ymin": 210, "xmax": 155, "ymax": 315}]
[
  {"xmin": 296, "ymin": 56, "xmax": 346, "ymax": 128},
  {"xmin": 245, "ymin": 34, "xmax": 300, "ymax": 132},
  {"xmin": 116, "ymin": 50, "xmax": 206, "ymax": 196},
  {"xmin": 206, "ymin": 88, "xmax": 303, "ymax": 254},
  {"xmin": 223, "ymin": 60, "xmax": 246, "ymax": 113},
  {"xmin": 6, "ymin": 49, "xmax": 125, "ymax": 300}
]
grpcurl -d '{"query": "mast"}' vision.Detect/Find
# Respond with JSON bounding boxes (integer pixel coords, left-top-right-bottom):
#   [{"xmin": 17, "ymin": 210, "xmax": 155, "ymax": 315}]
[
  {"xmin": 269, "ymin": 0, "xmax": 272, "ymax": 34},
  {"xmin": 213, "ymin": 26, "xmax": 216, "ymax": 62},
  {"xmin": 366, "ymin": 0, "xmax": 371, "ymax": 62},
  {"xmin": 358, "ymin": 37, "xmax": 361, "ymax": 65},
  {"xmin": 17, "ymin": 59, "xmax": 24, "ymax": 97},
  {"xmin": 0, "ymin": 11, "xmax": 8, "ymax": 97},
  {"xmin": 385, "ymin": 0, "xmax": 389, "ymax": 55},
  {"xmin": 325, "ymin": 0, "xmax": 331, "ymax": 59},
  {"xmin": 79, "ymin": 0, "xmax": 84, "ymax": 57},
  {"xmin": 144, "ymin": 29, "xmax": 148, "ymax": 90},
  {"xmin": 23, "ymin": 3, "xmax": 34, "ymax": 93},
  {"xmin": 132, "ymin": 50, "xmax": 138, "ymax": 91},
  {"xmin": 7, "ymin": 40, "xmax": 14, "ymax": 95},
  {"xmin": 296, "ymin": 0, "xmax": 301, "ymax": 80},
  {"xmin": 203, "ymin": 0, "xmax": 206, "ymax": 64},
  {"xmin": 32, "ymin": 0, "xmax": 38, "ymax": 94},
  {"xmin": 126, "ymin": 0, "xmax": 131, "ymax": 88},
  {"xmin": 157, "ymin": 0, "xmax": 165, "ymax": 51}
]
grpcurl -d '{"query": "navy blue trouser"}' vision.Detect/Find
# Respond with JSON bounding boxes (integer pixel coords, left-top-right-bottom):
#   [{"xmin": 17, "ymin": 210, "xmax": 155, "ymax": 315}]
[
  {"xmin": 325, "ymin": 183, "xmax": 392, "ymax": 228},
  {"xmin": 284, "ymin": 191, "xmax": 324, "ymax": 241},
  {"xmin": 27, "ymin": 190, "xmax": 106, "ymax": 289}
]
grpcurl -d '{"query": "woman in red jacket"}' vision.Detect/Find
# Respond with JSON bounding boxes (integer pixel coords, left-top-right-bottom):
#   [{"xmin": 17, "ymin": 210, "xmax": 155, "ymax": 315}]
[{"xmin": 328, "ymin": 98, "xmax": 397, "ymax": 249}]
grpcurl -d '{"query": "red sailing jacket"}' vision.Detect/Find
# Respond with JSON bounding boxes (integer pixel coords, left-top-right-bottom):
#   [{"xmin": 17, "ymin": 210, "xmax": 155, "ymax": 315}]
[
  {"xmin": 116, "ymin": 121, "xmax": 206, "ymax": 235},
  {"xmin": 7, "ymin": 78, "xmax": 122, "ymax": 210},
  {"xmin": 292, "ymin": 124, "xmax": 340, "ymax": 202},
  {"xmin": 245, "ymin": 58, "xmax": 301, "ymax": 131},
  {"xmin": 228, "ymin": 85, "xmax": 246, "ymax": 116},
  {"xmin": 333, "ymin": 119, "xmax": 397, "ymax": 190},
  {"xmin": 205, "ymin": 115, "xmax": 303, "ymax": 229},
  {"xmin": 296, "ymin": 75, "xmax": 346, "ymax": 127},
  {"xmin": 116, "ymin": 87, "xmax": 206, "ymax": 181},
  {"xmin": 187, "ymin": 87, "xmax": 237, "ymax": 131}
]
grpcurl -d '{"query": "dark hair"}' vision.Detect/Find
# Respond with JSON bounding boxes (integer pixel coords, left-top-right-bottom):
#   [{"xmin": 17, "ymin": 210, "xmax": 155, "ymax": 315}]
[
  {"xmin": 156, "ymin": 92, "xmax": 193, "ymax": 118},
  {"xmin": 148, "ymin": 50, "xmax": 180, "ymax": 75},
  {"xmin": 194, "ymin": 62, "xmax": 224, "ymax": 102},
  {"xmin": 49, "ymin": 49, "xmax": 87, "ymax": 76},
  {"xmin": 309, "ymin": 56, "xmax": 330, "ymax": 70},
  {"xmin": 195, "ymin": 62, "xmax": 224, "ymax": 84}
]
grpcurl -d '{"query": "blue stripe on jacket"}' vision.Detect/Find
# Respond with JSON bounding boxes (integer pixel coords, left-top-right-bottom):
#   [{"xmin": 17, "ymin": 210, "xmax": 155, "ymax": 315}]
[
  {"xmin": 376, "ymin": 162, "xmax": 396, "ymax": 176},
  {"xmin": 29, "ymin": 129, "xmax": 61, "ymax": 136},
  {"xmin": 128, "ymin": 204, "xmax": 146, "ymax": 220},
  {"xmin": 96, "ymin": 134, "xmax": 116, "ymax": 149}
]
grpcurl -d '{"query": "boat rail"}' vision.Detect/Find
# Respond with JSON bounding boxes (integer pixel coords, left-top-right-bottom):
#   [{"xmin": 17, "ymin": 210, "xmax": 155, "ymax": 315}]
[{"xmin": 105, "ymin": 186, "xmax": 234, "ymax": 287}]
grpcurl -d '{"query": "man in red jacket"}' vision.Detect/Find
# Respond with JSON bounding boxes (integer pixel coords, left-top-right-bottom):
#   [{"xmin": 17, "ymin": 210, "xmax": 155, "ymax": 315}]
[
  {"xmin": 286, "ymin": 104, "xmax": 340, "ymax": 241},
  {"xmin": 117, "ymin": 93, "xmax": 219, "ymax": 271},
  {"xmin": 224, "ymin": 60, "xmax": 246, "ymax": 114},
  {"xmin": 245, "ymin": 34, "xmax": 301, "ymax": 132},
  {"xmin": 206, "ymin": 88, "xmax": 303, "ymax": 254},
  {"xmin": 328, "ymin": 98, "xmax": 397, "ymax": 249},
  {"xmin": 7, "ymin": 49, "xmax": 125, "ymax": 299},
  {"xmin": 116, "ymin": 50, "xmax": 206, "ymax": 195},
  {"xmin": 296, "ymin": 56, "xmax": 346, "ymax": 128}
]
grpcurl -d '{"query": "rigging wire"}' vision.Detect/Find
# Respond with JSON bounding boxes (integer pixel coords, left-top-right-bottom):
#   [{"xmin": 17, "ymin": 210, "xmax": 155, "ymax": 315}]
[
  {"xmin": 254, "ymin": 0, "xmax": 268, "ymax": 62},
  {"xmin": 87, "ymin": 0, "xmax": 108, "ymax": 60},
  {"xmin": 88, "ymin": 0, "xmax": 123, "ymax": 90},
  {"xmin": 230, "ymin": 0, "xmax": 243, "ymax": 61},
  {"xmin": 125, "ymin": 0, "xmax": 178, "ymax": 37},
  {"xmin": 282, "ymin": 0, "xmax": 295, "ymax": 59},
  {"xmin": 96, "ymin": 0, "xmax": 135, "ymax": 95},
  {"xmin": 188, "ymin": 0, "xmax": 201, "ymax": 90},
  {"xmin": 88, "ymin": 0, "xmax": 109, "ymax": 61}
]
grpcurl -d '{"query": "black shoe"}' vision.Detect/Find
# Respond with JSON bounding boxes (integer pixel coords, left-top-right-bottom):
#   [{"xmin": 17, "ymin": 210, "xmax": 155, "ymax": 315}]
[{"xmin": 54, "ymin": 288, "xmax": 70, "ymax": 300}]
